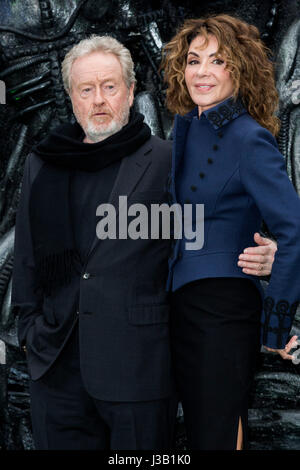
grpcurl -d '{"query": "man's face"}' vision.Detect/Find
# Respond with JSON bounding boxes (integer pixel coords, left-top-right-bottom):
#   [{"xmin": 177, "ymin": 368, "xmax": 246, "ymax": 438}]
[{"xmin": 70, "ymin": 51, "xmax": 134, "ymax": 143}]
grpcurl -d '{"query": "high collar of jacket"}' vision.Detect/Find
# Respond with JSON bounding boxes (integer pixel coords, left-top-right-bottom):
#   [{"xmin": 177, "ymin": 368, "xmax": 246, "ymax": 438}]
[{"xmin": 179, "ymin": 96, "xmax": 247, "ymax": 131}]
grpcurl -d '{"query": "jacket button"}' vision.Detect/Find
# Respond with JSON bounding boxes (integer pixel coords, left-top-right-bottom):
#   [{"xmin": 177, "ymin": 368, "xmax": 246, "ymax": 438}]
[
  {"xmin": 83, "ymin": 273, "xmax": 90, "ymax": 279},
  {"xmin": 199, "ymin": 172, "xmax": 205, "ymax": 178},
  {"xmin": 207, "ymin": 158, "xmax": 213, "ymax": 164},
  {"xmin": 213, "ymin": 144, "xmax": 219, "ymax": 151},
  {"xmin": 190, "ymin": 185, "xmax": 197, "ymax": 192}
]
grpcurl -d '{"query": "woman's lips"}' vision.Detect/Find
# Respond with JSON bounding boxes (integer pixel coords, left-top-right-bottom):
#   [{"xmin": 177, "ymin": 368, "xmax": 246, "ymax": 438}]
[{"xmin": 194, "ymin": 84, "xmax": 215, "ymax": 92}]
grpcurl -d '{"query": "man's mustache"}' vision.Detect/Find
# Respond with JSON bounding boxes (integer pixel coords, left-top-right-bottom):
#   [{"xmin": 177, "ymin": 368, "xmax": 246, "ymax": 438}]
[{"xmin": 89, "ymin": 108, "xmax": 112, "ymax": 118}]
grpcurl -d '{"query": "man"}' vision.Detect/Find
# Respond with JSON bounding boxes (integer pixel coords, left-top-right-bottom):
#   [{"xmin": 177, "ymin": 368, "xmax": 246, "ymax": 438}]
[{"xmin": 11, "ymin": 35, "xmax": 276, "ymax": 450}]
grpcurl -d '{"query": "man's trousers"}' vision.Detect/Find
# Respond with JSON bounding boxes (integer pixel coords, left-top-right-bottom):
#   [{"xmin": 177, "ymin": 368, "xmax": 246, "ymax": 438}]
[{"xmin": 29, "ymin": 324, "xmax": 177, "ymax": 450}]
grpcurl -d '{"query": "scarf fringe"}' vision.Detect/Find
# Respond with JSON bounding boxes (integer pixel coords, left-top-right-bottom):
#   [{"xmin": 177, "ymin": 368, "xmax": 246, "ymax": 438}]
[{"xmin": 35, "ymin": 249, "xmax": 81, "ymax": 296}]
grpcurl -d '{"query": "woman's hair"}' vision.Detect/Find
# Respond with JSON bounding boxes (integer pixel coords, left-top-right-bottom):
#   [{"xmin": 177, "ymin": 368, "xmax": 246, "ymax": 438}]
[
  {"xmin": 61, "ymin": 35, "xmax": 136, "ymax": 93},
  {"xmin": 161, "ymin": 14, "xmax": 280, "ymax": 135}
]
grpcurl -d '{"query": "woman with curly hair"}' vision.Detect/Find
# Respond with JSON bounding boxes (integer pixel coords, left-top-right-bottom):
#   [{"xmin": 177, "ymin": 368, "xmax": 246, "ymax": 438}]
[{"xmin": 162, "ymin": 14, "xmax": 300, "ymax": 450}]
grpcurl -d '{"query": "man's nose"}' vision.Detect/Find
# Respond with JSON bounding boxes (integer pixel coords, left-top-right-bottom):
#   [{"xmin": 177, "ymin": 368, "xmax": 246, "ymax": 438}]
[{"xmin": 94, "ymin": 87, "xmax": 105, "ymax": 105}]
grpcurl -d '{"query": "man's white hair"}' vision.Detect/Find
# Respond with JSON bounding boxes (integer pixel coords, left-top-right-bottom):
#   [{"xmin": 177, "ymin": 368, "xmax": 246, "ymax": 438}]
[{"xmin": 61, "ymin": 35, "xmax": 136, "ymax": 93}]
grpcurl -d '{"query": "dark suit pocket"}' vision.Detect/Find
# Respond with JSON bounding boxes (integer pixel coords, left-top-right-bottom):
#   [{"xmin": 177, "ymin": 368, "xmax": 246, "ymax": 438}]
[
  {"xmin": 135, "ymin": 279, "xmax": 169, "ymax": 305},
  {"xmin": 128, "ymin": 304, "xmax": 170, "ymax": 325}
]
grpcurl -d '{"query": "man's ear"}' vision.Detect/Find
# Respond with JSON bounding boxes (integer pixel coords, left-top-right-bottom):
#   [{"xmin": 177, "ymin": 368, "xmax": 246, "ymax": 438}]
[{"xmin": 129, "ymin": 83, "xmax": 135, "ymax": 107}]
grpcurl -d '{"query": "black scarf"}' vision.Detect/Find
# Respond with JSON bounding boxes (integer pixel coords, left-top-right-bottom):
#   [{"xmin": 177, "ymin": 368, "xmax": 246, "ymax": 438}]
[{"xmin": 30, "ymin": 111, "xmax": 151, "ymax": 295}]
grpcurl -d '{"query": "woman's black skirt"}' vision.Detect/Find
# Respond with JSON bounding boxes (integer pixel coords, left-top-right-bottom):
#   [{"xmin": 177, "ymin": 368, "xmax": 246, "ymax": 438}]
[{"xmin": 170, "ymin": 277, "xmax": 262, "ymax": 450}]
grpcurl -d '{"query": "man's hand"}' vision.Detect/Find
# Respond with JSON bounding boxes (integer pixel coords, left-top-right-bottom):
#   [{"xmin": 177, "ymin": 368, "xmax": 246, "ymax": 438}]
[
  {"xmin": 238, "ymin": 232, "xmax": 277, "ymax": 277},
  {"xmin": 263, "ymin": 335, "xmax": 298, "ymax": 361}
]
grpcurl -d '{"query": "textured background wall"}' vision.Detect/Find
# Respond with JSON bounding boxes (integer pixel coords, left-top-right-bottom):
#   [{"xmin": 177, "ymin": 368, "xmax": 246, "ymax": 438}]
[{"xmin": 0, "ymin": 0, "xmax": 299, "ymax": 450}]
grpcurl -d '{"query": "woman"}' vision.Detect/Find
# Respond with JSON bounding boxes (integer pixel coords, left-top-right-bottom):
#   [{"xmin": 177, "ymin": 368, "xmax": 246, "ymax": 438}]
[{"xmin": 161, "ymin": 14, "xmax": 300, "ymax": 450}]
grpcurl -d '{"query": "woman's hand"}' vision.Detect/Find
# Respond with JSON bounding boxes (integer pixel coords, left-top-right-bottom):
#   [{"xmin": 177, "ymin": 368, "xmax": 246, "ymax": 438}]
[
  {"xmin": 238, "ymin": 232, "xmax": 277, "ymax": 276},
  {"xmin": 263, "ymin": 335, "xmax": 299, "ymax": 361}
]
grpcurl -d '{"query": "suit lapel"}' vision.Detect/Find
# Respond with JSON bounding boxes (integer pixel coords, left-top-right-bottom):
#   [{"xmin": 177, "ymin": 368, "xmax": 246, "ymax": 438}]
[{"xmin": 86, "ymin": 139, "xmax": 153, "ymax": 258}]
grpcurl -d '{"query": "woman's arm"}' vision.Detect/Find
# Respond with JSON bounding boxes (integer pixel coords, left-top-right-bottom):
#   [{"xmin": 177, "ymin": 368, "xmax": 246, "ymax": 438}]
[{"xmin": 239, "ymin": 126, "xmax": 300, "ymax": 351}]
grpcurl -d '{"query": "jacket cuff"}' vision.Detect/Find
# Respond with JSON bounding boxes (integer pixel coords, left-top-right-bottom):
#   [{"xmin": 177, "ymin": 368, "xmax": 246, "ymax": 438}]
[{"xmin": 261, "ymin": 296, "xmax": 298, "ymax": 349}]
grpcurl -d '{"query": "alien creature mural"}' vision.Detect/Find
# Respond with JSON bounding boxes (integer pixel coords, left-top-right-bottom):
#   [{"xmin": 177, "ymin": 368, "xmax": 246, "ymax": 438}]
[{"xmin": 0, "ymin": 0, "xmax": 299, "ymax": 450}]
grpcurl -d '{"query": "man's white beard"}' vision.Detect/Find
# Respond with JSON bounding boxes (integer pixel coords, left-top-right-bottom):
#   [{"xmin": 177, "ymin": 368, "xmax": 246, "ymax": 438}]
[{"xmin": 84, "ymin": 104, "xmax": 130, "ymax": 143}]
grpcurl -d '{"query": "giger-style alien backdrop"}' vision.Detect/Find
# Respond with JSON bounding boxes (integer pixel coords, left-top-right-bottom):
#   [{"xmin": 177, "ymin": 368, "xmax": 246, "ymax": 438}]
[{"xmin": 0, "ymin": 0, "xmax": 299, "ymax": 450}]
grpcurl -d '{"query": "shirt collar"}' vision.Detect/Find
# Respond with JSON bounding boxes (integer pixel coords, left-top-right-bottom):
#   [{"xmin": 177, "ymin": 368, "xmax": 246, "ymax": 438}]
[{"xmin": 185, "ymin": 96, "xmax": 247, "ymax": 130}]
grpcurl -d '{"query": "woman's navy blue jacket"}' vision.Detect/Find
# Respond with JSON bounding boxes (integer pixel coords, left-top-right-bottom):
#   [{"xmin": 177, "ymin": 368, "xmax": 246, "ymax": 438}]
[{"xmin": 167, "ymin": 97, "xmax": 300, "ymax": 350}]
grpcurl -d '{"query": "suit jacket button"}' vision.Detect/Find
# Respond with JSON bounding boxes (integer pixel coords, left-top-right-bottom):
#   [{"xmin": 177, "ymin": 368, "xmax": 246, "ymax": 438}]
[{"xmin": 83, "ymin": 273, "xmax": 90, "ymax": 279}]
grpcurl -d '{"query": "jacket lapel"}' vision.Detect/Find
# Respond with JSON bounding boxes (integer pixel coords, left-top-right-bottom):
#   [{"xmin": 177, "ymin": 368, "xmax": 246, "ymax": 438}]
[{"xmin": 86, "ymin": 138, "xmax": 153, "ymax": 258}]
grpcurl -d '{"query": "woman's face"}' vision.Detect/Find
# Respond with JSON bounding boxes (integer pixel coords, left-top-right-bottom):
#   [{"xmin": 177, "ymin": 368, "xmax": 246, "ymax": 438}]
[{"xmin": 184, "ymin": 34, "xmax": 234, "ymax": 115}]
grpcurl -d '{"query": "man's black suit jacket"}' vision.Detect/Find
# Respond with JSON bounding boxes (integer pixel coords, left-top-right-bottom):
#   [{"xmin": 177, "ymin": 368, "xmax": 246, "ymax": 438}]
[{"xmin": 11, "ymin": 135, "xmax": 174, "ymax": 402}]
